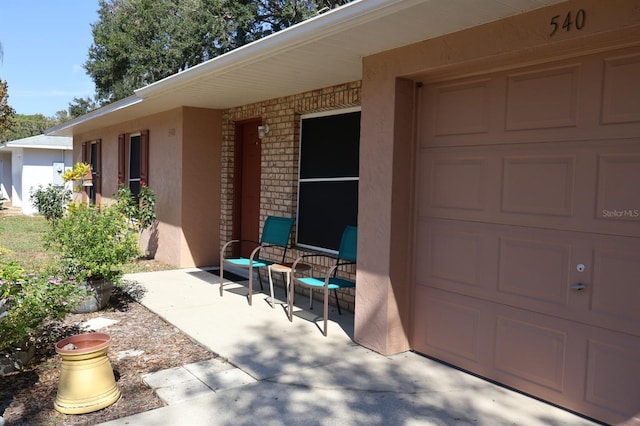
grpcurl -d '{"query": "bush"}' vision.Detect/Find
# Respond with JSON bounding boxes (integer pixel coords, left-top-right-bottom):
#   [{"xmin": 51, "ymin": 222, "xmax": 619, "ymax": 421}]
[
  {"xmin": 0, "ymin": 262, "xmax": 85, "ymax": 353},
  {"xmin": 44, "ymin": 203, "xmax": 141, "ymax": 283},
  {"xmin": 30, "ymin": 184, "xmax": 71, "ymax": 221},
  {"xmin": 114, "ymin": 184, "xmax": 157, "ymax": 233}
]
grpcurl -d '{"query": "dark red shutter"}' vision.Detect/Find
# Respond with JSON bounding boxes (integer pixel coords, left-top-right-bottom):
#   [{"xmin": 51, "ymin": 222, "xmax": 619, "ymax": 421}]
[
  {"xmin": 95, "ymin": 139, "xmax": 102, "ymax": 198},
  {"xmin": 140, "ymin": 129, "xmax": 149, "ymax": 186},
  {"xmin": 118, "ymin": 134, "xmax": 125, "ymax": 185},
  {"xmin": 81, "ymin": 142, "xmax": 89, "ymax": 202}
]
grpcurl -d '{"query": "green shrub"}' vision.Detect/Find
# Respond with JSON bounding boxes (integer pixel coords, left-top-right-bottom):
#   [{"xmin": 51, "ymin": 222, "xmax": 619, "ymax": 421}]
[
  {"xmin": 114, "ymin": 184, "xmax": 157, "ymax": 233},
  {"xmin": 0, "ymin": 262, "xmax": 85, "ymax": 353},
  {"xmin": 30, "ymin": 184, "xmax": 71, "ymax": 221},
  {"xmin": 44, "ymin": 203, "xmax": 141, "ymax": 283}
]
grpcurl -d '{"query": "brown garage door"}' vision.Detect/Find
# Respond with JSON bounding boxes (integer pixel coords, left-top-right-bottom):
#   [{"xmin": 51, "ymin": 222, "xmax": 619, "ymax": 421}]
[{"xmin": 412, "ymin": 47, "xmax": 640, "ymax": 425}]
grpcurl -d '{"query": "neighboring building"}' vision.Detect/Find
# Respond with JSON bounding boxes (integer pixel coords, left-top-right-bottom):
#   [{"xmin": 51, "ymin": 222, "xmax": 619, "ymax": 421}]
[
  {"xmin": 0, "ymin": 134, "xmax": 73, "ymax": 215},
  {"xmin": 48, "ymin": 1, "xmax": 640, "ymax": 424}
]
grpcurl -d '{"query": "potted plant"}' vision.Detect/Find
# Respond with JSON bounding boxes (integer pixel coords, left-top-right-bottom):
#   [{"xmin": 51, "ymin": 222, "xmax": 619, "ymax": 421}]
[
  {"xmin": 61, "ymin": 162, "xmax": 92, "ymax": 193},
  {"xmin": 44, "ymin": 202, "xmax": 141, "ymax": 313}
]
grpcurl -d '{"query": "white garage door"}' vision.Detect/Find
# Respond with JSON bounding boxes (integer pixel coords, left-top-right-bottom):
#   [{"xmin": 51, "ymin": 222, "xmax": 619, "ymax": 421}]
[{"xmin": 412, "ymin": 47, "xmax": 640, "ymax": 425}]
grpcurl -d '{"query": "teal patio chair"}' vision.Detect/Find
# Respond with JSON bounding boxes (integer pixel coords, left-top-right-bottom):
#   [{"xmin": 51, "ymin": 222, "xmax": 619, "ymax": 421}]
[
  {"xmin": 220, "ymin": 216, "xmax": 295, "ymax": 305},
  {"xmin": 290, "ymin": 226, "xmax": 357, "ymax": 336}
]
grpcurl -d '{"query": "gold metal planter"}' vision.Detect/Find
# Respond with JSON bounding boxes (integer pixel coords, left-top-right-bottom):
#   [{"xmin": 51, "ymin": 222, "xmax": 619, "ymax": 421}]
[{"xmin": 54, "ymin": 333, "xmax": 121, "ymax": 414}]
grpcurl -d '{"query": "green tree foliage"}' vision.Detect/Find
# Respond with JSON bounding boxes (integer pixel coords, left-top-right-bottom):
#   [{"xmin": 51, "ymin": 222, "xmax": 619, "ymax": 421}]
[
  {"xmin": 68, "ymin": 96, "xmax": 99, "ymax": 118},
  {"xmin": 84, "ymin": 0, "xmax": 352, "ymax": 105},
  {"xmin": 3, "ymin": 114, "xmax": 56, "ymax": 141},
  {"xmin": 0, "ymin": 79, "xmax": 16, "ymax": 142}
]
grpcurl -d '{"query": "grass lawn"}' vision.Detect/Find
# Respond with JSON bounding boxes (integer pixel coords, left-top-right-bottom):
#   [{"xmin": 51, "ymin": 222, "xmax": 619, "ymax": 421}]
[
  {"xmin": 0, "ymin": 213, "xmax": 174, "ymax": 273},
  {"xmin": 0, "ymin": 215, "xmax": 53, "ymax": 271}
]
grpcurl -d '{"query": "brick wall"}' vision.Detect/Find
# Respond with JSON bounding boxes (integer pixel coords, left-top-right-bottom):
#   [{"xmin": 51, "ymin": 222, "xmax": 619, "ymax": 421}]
[{"xmin": 221, "ymin": 81, "xmax": 361, "ymax": 312}]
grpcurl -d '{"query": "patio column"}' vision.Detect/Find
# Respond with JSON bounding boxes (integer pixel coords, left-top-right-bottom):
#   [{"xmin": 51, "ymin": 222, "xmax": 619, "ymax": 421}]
[{"xmin": 355, "ymin": 72, "xmax": 415, "ymax": 355}]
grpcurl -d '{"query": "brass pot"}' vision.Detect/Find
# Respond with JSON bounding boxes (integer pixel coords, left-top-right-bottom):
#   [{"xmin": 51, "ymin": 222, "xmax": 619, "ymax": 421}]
[{"xmin": 54, "ymin": 333, "xmax": 120, "ymax": 414}]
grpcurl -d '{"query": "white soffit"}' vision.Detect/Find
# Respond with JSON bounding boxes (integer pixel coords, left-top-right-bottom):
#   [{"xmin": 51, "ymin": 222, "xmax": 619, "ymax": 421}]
[{"xmin": 49, "ymin": 0, "xmax": 563, "ymax": 136}]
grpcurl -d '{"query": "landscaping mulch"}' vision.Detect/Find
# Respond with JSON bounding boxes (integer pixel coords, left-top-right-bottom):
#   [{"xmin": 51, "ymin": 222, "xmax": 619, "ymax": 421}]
[{"xmin": 1, "ymin": 283, "xmax": 218, "ymax": 425}]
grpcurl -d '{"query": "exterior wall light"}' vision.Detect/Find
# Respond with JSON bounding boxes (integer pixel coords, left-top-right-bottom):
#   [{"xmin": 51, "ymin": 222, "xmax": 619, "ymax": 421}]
[{"xmin": 258, "ymin": 124, "xmax": 269, "ymax": 139}]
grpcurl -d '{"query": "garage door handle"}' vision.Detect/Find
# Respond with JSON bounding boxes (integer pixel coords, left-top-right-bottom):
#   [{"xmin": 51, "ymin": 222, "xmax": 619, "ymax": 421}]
[{"xmin": 569, "ymin": 283, "xmax": 586, "ymax": 291}]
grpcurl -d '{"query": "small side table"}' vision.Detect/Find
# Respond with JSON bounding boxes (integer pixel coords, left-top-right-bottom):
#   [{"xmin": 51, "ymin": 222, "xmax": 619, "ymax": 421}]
[{"xmin": 267, "ymin": 263, "xmax": 309, "ymax": 310}]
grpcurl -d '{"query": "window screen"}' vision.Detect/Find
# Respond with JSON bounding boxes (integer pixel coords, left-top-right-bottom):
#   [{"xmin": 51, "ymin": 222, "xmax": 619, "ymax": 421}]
[{"xmin": 297, "ymin": 109, "xmax": 360, "ymax": 252}]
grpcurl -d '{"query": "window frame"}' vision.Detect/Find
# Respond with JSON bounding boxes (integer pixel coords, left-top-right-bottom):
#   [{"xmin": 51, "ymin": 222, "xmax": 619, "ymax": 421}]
[
  {"xmin": 296, "ymin": 106, "xmax": 361, "ymax": 253},
  {"xmin": 128, "ymin": 133, "xmax": 142, "ymax": 198},
  {"xmin": 82, "ymin": 139, "xmax": 101, "ymax": 205},
  {"xmin": 118, "ymin": 129, "xmax": 149, "ymax": 199}
]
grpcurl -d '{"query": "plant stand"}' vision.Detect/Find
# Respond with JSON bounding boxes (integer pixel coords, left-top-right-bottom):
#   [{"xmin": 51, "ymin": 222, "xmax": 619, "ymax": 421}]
[{"xmin": 54, "ymin": 333, "xmax": 120, "ymax": 414}]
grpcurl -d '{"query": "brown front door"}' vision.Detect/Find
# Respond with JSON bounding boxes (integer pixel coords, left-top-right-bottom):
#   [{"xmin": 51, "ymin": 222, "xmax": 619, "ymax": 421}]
[
  {"xmin": 411, "ymin": 47, "xmax": 640, "ymax": 425},
  {"xmin": 234, "ymin": 121, "xmax": 262, "ymax": 258}
]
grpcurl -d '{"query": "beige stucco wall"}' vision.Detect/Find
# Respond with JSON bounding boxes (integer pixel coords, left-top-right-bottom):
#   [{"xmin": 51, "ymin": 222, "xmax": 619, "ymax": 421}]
[
  {"xmin": 181, "ymin": 107, "xmax": 222, "ymax": 267},
  {"xmin": 74, "ymin": 106, "xmax": 221, "ymax": 268},
  {"xmin": 358, "ymin": 0, "xmax": 640, "ymax": 355}
]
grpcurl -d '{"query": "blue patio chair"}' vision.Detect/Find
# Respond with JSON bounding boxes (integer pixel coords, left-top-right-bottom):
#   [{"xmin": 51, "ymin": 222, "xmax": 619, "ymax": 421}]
[
  {"xmin": 220, "ymin": 216, "xmax": 295, "ymax": 305},
  {"xmin": 290, "ymin": 226, "xmax": 357, "ymax": 336}
]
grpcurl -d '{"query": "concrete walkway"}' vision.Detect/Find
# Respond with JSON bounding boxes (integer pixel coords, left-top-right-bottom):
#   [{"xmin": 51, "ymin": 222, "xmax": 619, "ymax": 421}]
[{"xmin": 99, "ymin": 267, "xmax": 599, "ymax": 426}]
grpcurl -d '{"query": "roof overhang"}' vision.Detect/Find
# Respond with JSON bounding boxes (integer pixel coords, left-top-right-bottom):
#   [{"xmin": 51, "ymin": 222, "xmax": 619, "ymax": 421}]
[
  {"xmin": 48, "ymin": 0, "xmax": 563, "ymax": 137},
  {"xmin": 0, "ymin": 134, "xmax": 72, "ymax": 151}
]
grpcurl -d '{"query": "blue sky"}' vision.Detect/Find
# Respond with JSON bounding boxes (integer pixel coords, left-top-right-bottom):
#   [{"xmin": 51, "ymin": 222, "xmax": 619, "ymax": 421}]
[{"xmin": 0, "ymin": 1, "xmax": 99, "ymax": 117}]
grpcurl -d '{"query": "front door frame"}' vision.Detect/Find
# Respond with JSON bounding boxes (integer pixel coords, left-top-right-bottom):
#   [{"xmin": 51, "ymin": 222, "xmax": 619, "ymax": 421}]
[{"xmin": 232, "ymin": 119, "xmax": 262, "ymax": 257}]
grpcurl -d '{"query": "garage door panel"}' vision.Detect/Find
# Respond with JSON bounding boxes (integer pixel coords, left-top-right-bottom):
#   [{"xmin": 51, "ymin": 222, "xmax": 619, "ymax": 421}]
[
  {"xmin": 429, "ymin": 79, "xmax": 491, "ymax": 137},
  {"xmin": 423, "ymin": 296, "xmax": 481, "ymax": 363},
  {"xmin": 596, "ymin": 153, "xmax": 640, "ymax": 222},
  {"xmin": 412, "ymin": 287, "xmax": 494, "ymax": 372},
  {"xmin": 602, "ymin": 53, "xmax": 640, "ymax": 124},
  {"xmin": 505, "ymin": 65, "xmax": 580, "ymax": 131},
  {"xmin": 427, "ymin": 224, "xmax": 484, "ymax": 288},
  {"xmin": 501, "ymin": 155, "xmax": 576, "ymax": 216},
  {"xmin": 585, "ymin": 337, "xmax": 640, "ymax": 421},
  {"xmin": 590, "ymin": 246, "xmax": 640, "ymax": 334},
  {"xmin": 497, "ymin": 236, "xmax": 571, "ymax": 306},
  {"xmin": 494, "ymin": 316, "xmax": 567, "ymax": 392},
  {"xmin": 418, "ymin": 151, "xmax": 489, "ymax": 214},
  {"xmin": 422, "ymin": 141, "xmax": 639, "ymax": 238},
  {"xmin": 422, "ymin": 54, "xmax": 640, "ymax": 148},
  {"xmin": 415, "ymin": 219, "xmax": 497, "ymax": 296}
]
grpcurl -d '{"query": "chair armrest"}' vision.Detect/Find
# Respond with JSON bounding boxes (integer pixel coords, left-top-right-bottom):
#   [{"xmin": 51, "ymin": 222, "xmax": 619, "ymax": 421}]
[
  {"xmin": 291, "ymin": 253, "xmax": 336, "ymax": 280},
  {"xmin": 334, "ymin": 260, "xmax": 356, "ymax": 269},
  {"xmin": 220, "ymin": 239, "xmax": 260, "ymax": 259}
]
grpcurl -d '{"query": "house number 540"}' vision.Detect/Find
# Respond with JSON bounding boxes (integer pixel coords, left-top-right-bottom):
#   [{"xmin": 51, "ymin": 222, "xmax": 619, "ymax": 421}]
[{"xmin": 549, "ymin": 9, "xmax": 586, "ymax": 36}]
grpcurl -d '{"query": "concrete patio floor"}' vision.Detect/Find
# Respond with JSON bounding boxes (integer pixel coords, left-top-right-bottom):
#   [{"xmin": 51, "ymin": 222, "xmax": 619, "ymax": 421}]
[{"xmin": 99, "ymin": 267, "xmax": 600, "ymax": 425}]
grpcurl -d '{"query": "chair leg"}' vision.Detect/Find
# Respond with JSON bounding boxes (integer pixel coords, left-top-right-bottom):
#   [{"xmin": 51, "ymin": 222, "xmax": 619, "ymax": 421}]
[
  {"xmin": 219, "ymin": 262, "xmax": 225, "ymax": 297},
  {"xmin": 288, "ymin": 275, "xmax": 296, "ymax": 322},
  {"xmin": 323, "ymin": 287, "xmax": 329, "ymax": 336},
  {"xmin": 267, "ymin": 265, "xmax": 276, "ymax": 309},
  {"xmin": 257, "ymin": 269, "xmax": 264, "ymax": 291},
  {"xmin": 281, "ymin": 272, "xmax": 288, "ymax": 301},
  {"xmin": 334, "ymin": 289, "xmax": 342, "ymax": 315},
  {"xmin": 282, "ymin": 272, "xmax": 290, "ymax": 307},
  {"xmin": 309, "ymin": 289, "xmax": 313, "ymax": 310},
  {"xmin": 248, "ymin": 267, "xmax": 253, "ymax": 305}
]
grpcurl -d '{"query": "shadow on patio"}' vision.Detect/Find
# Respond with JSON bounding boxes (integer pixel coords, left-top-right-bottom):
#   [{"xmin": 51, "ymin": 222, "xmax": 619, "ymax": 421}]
[{"xmin": 110, "ymin": 267, "xmax": 599, "ymax": 426}]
